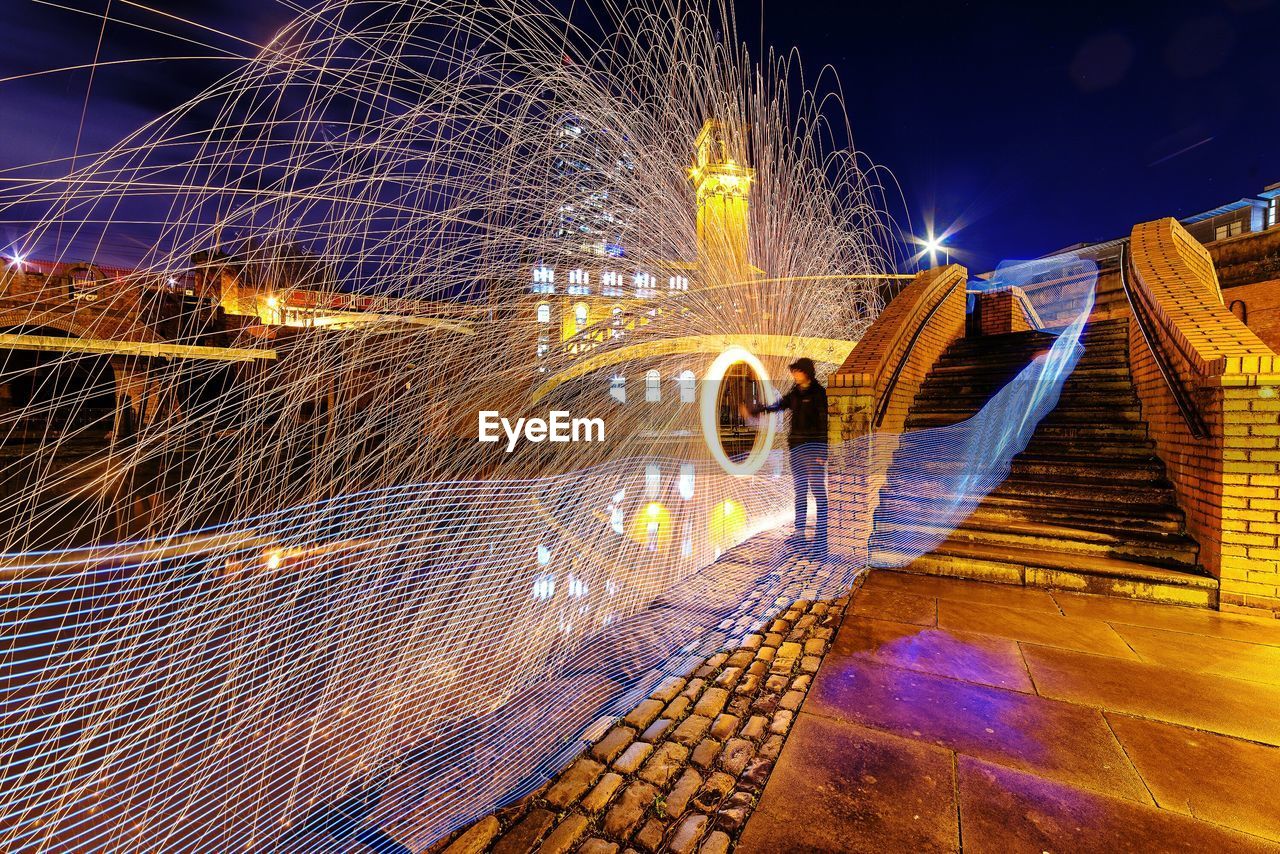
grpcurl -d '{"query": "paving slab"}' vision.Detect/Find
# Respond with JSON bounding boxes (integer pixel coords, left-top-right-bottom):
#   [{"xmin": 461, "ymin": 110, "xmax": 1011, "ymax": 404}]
[
  {"xmin": 936, "ymin": 598, "xmax": 1138, "ymax": 659},
  {"xmin": 737, "ymin": 715, "xmax": 957, "ymax": 854},
  {"xmin": 848, "ymin": 587, "xmax": 937, "ymax": 626},
  {"xmin": 863, "ymin": 570, "xmax": 1061, "ymax": 614},
  {"xmin": 1022, "ymin": 643, "xmax": 1280, "ymax": 746},
  {"xmin": 832, "ymin": 616, "xmax": 1034, "ymax": 693},
  {"xmin": 1050, "ymin": 590, "xmax": 1280, "ymax": 646},
  {"xmin": 1105, "ymin": 712, "xmax": 1280, "ymax": 843},
  {"xmin": 804, "ymin": 654, "xmax": 1150, "ymax": 802},
  {"xmin": 957, "ymin": 754, "xmax": 1280, "ymax": 854},
  {"xmin": 739, "ymin": 570, "xmax": 1280, "ymax": 852},
  {"xmin": 1110, "ymin": 621, "xmax": 1280, "ymax": 686}
]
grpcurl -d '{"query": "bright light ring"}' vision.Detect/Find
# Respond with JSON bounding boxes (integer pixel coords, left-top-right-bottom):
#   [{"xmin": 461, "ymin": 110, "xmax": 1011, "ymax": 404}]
[{"xmin": 700, "ymin": 345, "xmax": 778, "ymax": 477}]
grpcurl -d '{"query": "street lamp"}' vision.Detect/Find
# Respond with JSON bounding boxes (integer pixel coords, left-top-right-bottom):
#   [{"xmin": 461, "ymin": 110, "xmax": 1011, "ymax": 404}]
[{"xmin": 923, "ymin": 235, "xmax": 950, "ymax": 267}]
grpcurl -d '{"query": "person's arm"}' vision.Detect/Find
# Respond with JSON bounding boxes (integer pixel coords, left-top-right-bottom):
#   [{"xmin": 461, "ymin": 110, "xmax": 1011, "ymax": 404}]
[{"xmin": 746, "ymin": 388, "xmax": 791, "ymax": 416}]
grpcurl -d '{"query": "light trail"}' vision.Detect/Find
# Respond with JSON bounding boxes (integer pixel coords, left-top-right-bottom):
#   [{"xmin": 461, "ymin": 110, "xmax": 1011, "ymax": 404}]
[{"xmin": 0, "ymin": 0, "xmax": 1097, "ymax": 849}]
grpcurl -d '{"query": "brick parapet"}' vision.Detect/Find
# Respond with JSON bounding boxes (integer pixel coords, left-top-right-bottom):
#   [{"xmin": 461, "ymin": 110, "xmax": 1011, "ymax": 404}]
[
  {"xmin": 1128, "ymin": 218, "xmax": 1280, "ymax": 616},
  {"xmin": 827, "ymin": 265, "xmax": 967, "ymax": 561}
]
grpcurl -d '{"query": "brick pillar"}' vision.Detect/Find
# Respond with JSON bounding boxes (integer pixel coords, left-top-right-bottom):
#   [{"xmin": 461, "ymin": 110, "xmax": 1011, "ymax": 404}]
[
  {"xmin": 827, "ymin": 265, "xmax": 968, "ymax": 562},
  {"xmin": 975, "ymin": 287, "xmax": 1041, "ymax": 335},
  {"xmin": 1129, "ymin": 218, "xmax": 1280, "ymax": 616}
]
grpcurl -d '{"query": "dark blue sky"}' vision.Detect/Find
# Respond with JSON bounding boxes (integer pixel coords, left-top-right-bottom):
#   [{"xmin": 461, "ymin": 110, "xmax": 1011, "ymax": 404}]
[{"xmin": 1, "ymin": 0, "xmax": 1278, "ymax": 272}]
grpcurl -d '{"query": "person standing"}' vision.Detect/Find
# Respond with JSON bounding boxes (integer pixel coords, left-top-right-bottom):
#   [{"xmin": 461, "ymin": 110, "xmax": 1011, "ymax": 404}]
[{"xmin": 743, "ymin": 357, "xmax": 828, "ymax": 558}]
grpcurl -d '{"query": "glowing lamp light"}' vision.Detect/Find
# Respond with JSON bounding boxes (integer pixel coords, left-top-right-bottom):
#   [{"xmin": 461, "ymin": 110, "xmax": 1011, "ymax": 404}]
[
  {"xmin": 264, "ymin": 551, "xmax": 282, "ymax": 570},
  {"xmin": 923, "ymin": 236, "xmax": 944, "ymax": 254},
  {"xmin": 700, "ymin": 346, "xmax": 778, "ymax": 476},
  {"xmin": 709, "ymin": 498, "xmax": 748, "ymax": 551},
  {"xmin": 628, "ymin": 501, "xmax": 671, "ymax": 550},
  {"xmin": 266, "ymin": 296, "xmax": 279, "ymax": 308}
]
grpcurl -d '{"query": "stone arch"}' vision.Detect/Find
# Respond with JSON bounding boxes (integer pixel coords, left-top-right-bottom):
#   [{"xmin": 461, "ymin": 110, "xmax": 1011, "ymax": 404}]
[{"xmin": 0, "ymin": 309, "xmax": 96, "ymax": 340}]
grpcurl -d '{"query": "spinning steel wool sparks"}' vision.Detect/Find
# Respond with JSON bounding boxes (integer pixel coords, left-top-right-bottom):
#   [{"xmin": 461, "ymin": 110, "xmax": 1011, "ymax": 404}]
[{"xmin": 0, "ymin": 1, "xmax": 1095, "ymax": 850}]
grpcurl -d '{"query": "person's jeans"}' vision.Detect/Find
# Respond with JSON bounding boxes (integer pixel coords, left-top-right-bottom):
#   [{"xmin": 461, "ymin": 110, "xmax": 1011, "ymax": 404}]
[{"xmin": 789, "ymin": 443, "xmax": 828, "ymax": 547}]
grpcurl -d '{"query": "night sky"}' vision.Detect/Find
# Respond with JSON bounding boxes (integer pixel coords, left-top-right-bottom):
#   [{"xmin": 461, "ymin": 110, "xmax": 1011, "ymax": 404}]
[{"xmin": 1, "ymin": 0, "xmax": 1278, "ymax": 272}]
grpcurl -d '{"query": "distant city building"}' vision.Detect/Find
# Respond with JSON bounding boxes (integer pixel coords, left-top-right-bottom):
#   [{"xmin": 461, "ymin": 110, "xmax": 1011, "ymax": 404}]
[
  {"xmin": 1025, "ymin": 179, "xmax": 1280, "ymax": 351},
  {"xmin": 551, "ymin": 115, "xmax": 637, "ymax": 257},
  {"xmin": 529, "ymin": 119, "xmax": 752, "ymax": 368}
]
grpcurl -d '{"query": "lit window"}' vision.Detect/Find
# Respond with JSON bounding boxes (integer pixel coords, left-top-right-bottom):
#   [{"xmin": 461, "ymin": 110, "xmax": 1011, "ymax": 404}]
[
  {"xmin": 567, "ymin": 268, "xmax": 591, "ymax": 295},
  {"xmin": 678, "ymin": 463, "xmax": 695, "ymax": 499},
  {"xmin": 1270, "ymin": 198, "xmax": 1279, "ymax": 229},
  {"xmin": 537, "ymin": 303, "xmax": 550, "ymax": 323},
  {"xmin": 610, "ymin": 374, "xmax": 626, "ymax": 403},
  {"xmin": 1215, "ymin": 220, "xmax": 1245, "ymax": 241},
  {"xmin": 646, "ymin": 369, "xmax": 661, "ymax": 402},
  {"xmin": 574, "ymin": 302, "xmax": 589, "ymax": 329},
  {"xmin": 645, "ymin": 463, "xmax": 661, "ymax": 498},
  {"xmin": 678, "ymin": 369, "xmax": 696, "ymax": 403},
  {"xmin": 532, "ymin": 573, "xmax": 556, "ymax": 600},
  {"xmin": 531, "ymin": 265, "xmax": 556, "ymax": 293},
  {"xmin": 634, "ymin": 272, "xmax": 656, "ymax": 298},
  {"xmin": 602, "ymin": 271, "xmax": 624, "ymax": 297}
]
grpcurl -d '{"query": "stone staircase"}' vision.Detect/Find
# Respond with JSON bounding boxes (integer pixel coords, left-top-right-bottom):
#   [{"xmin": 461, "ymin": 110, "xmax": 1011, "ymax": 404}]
[{"xmin": 873, "ymin": 317, "xmax": 1218, "ymax": 607}]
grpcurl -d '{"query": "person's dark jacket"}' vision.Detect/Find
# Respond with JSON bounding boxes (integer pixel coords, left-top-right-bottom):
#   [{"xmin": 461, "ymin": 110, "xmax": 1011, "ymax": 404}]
[{"xmin": 752, "ymin": 381, "xmax": 828, "ymax": 448}]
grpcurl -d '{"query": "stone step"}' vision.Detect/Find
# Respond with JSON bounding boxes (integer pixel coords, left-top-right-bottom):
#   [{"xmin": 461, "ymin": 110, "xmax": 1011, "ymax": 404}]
[
  {"xmin": 988, "ymin": 476, "xmax": 1176, "ymax": 505},
  {"xmin": 878, "ymin": 450, "xmax": 1168, "ymax": 486},
  {"xmin": 1009, "ymin": 454, "xmax": 1167, "ymax": 485},
  {"xmin": 886, "ymin": 542, "xmax": 1217, "ymax": 608},
  {"xmin": 924, "ymin": 362, "xmax": 1132, "ymax": 381},
  {"xmin": 932, "ymin": 347, "xmax": 1130, "ymax": 370},
  {"xmin": 875, "ymin": 492, "xmax": 1187, "ymax": 535},
  {"xmin": 908, "ymin": 391, "xmax": 1139, "ymax": 415},
  {"xmin": 1020, "ymin": 435, "xmax": 1158, "ymax": 458},
  {"xmin": 874, "ymin": 516, "xmax": 1200, "ymax": 568},
  {"xmin": 878, "ymin": 476, "xmax": 1177, "ymax": 509},
  {"xmin": 963, "ymin": 499, "xmax": 1185, "ymax": 535},
  {"xmin": 905, "ymin": 406, "xmax": 1145, "ymax": 430},
  {"xmin": 943, "ymin": 328, "xmax": 1127, "ymax": 348},
  {"xmin": 945, "ymin": 329, "xmax": 1125, "ymax": 353},
  {"xmin": 1021, "ymin": 423, "xmax": 1150, "ymax": 442},
  {"xmin": 913, "ymin": 381, "xmax": 1138, "ymax": 402}
]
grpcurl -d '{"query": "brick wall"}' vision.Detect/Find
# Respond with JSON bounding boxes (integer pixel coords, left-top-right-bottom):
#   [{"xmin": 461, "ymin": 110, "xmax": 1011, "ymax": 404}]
[
  {"xmin": 1128, "ymin": 218, "xmax": 1280, "ymax": 616},
  {"xmin": 976, "ymin": 288, "xmax": 1038, "ymax": 335},
  {"xmin": 826, "ymin": 265, "xmax": 968, "ymax": 561},
  {"xmin": 1219, "ymin": 278, "xmax": 1280, "ymax": 352},
  {"xmin": 1206, "ymin": 226, "xmax": 1280, "ymax": 290}
]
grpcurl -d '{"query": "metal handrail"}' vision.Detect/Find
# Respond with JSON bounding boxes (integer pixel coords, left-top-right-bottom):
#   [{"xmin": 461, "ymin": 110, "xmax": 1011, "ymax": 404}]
[
  {"xmin": 871, "ymin": 277, "xmax": 962, "ymax": 430},
  {"xmin": 1118, "ymin": 243, "xmax": 1209, "ymax": 440}
]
